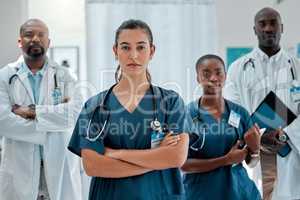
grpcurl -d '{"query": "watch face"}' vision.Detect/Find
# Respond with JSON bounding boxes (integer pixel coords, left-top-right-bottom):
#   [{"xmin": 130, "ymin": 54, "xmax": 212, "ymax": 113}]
[{"xmin": 279, "ymin": 134, "xmax": 287, "ymax": 142}]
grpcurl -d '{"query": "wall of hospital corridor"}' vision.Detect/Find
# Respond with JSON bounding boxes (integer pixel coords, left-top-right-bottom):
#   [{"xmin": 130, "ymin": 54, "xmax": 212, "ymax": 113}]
[
  {"xmin": 0, "ymin": 0, "xmax": 28, "ymax": 67},
  {"xmin": 1, "ymin": 0, "xmax": 300, "ymax": 77},
  {"xmin": 27, "ymin": 0, "xmax": 87, "ymax": 82}
]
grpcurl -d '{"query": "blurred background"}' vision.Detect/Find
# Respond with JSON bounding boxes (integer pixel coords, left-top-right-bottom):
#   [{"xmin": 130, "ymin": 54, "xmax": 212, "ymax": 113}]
[
  {"xmin": 1, "ymin": 0, "xmax": 299, "ymax": 101},
  {"xmin": 1, "ymin": 1, "xmax": 299, "ymax": 198}
]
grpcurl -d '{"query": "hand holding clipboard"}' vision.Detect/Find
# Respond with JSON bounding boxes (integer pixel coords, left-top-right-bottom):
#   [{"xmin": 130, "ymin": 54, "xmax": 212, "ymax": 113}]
[{"xmin": 251, "ymin": 91, "xmax": 297, "ymax": 157}]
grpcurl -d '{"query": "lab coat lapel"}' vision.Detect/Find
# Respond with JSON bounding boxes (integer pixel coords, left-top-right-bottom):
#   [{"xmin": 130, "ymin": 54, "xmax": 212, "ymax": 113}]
[
  {"xmin": 15, "ymin": 69, "xmax": 35, "ymax": 105},
  {"xmin": 38, "ymin": 66, "xmax": 55, "ymax": 105}
]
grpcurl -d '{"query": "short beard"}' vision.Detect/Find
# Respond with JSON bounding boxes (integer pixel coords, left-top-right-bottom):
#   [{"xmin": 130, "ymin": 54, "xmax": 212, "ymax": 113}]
[{"xmin": 26, "ymin": 46, "xmax": 45, "ymax": 60}]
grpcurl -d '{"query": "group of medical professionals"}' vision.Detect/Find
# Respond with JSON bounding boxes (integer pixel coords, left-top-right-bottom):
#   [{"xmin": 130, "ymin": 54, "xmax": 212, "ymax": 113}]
[{"xmin": 0, "ymin": 6, "xmax": 299, "ymax": 200}]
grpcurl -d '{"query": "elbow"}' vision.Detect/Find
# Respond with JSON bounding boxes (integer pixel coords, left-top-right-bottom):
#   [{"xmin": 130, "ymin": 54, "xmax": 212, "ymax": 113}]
[
  {"xmin": 171, "ymin": 154, "xmax": 187, "ymax": 168},
  {"xmin": 180, "ymin": 160, "xmax": 196, "ymax": 172},
  {"xmin": 180, "ymin": 162, "xmax": 190, "ymax": 172},
  {"xmin": 82, "ymin": 149, "xmax": 101, "ymax": 177},
  {"xmin": 82, "ymin": 158, "xmax": 97, "ymax": 177}
]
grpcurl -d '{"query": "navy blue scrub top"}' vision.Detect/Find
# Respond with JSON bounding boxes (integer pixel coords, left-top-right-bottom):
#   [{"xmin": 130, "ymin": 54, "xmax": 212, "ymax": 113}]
[
  {"xmin": 183, "ymin": 98, "xmax": 261, "ymax": 200},
  {"xmin": 68, "ymin": 86, "xmax": 187, "ymax": 200}
]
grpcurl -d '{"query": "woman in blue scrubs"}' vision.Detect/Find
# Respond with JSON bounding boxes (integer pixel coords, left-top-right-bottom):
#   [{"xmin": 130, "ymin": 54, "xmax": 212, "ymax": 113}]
[
  {"xmin": 181, "ymin": 54, "xmax": 261, "ymax": 200},
  {"xmin": 68, "ymin": 19, "xmax": 189, "ymax": 200}
]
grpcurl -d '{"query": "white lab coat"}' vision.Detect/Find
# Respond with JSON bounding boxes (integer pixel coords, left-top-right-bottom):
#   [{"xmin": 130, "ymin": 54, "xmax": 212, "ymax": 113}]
[
  {"xmin": 224, "ymin": 47, "xmax": 300, "ymax": 200},
  {"xmin": 0, "ymin": 56, "xmax": 84, "ymax": 200}
]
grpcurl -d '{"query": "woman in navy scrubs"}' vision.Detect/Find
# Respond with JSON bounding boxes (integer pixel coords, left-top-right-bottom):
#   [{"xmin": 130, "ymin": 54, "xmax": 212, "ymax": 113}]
[
  {"xmin": 181, "ymin": 54, "xmax": 261, "ymax": 200},
  {"xmin": 68, "ymin": 19, "xmax": 189, "ymax": 200}
]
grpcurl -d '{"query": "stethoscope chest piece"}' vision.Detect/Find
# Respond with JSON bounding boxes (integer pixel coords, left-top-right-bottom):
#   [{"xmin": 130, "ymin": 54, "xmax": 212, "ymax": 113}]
[{"xmin": 150, "ymin": 119, "xmax": 162, "ymax": 132}]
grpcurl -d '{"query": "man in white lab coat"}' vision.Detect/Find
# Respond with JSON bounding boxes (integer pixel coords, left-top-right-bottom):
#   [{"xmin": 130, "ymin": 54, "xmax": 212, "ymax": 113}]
[
  {"xmin": 0, "ymin": 19, "xmax": 84, "ymax": 200},
  {"xmin": 224, "ymin": 7, "xmax": 300, "ymax": 200}
]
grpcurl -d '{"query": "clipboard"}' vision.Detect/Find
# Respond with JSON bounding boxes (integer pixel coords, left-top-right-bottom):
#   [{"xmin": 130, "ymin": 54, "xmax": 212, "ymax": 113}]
[
  {"xmin": 251, "ymin": 91, "xmax": 297, "ymax": 157},
  {"xmin": 251, "ymin": 91, "xmax": 297, "ymax": 129}
]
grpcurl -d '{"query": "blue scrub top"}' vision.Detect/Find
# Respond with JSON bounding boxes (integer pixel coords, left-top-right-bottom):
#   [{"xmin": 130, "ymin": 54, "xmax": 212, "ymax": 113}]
[
  {"xmin": 183, "ymin": 98, "xmax": 261, "ymax": 200},
  {"xmin": 68, "ymin": 86, "xmax": 187, "ymax": 200}
]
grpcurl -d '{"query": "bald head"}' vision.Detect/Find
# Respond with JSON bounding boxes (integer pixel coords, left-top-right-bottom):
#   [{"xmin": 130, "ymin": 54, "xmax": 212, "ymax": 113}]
[
  {"xmin": 254, "ymin": 7, "xmax": 281, "ymax": 24},
  {"xmin": 19, "ymin": 18, "xmax": 49, "ymax": 36}
]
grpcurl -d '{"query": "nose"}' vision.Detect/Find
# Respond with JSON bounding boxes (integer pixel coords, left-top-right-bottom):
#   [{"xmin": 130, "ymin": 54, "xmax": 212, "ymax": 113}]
[
  {"xmin": 209, "ymin": 73, "xmax": 218, "ymax": 82},
  {"xmin": 129, "ymin": 49, "xmax": 138, "ymax": 59},
  {"xmin": 263, "ymin": 23, "xmax": 274, "ymax": 33},
  {"xmin": 31, "ymin": 34, "xmax": 41, "ymax": 42}
]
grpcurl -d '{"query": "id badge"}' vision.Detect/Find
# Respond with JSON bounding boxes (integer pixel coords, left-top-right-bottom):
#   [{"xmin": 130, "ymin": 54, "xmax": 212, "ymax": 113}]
[
  {"xmin": 228, "ymin": 110, "xmax": 241, "ymax": 128},
  {"xmin": 151, "ymin": 131, "xmax": 165, "ymax": 149},
  {"xmin": 52, "ymin": 88, "xmax": 62, "ymax": 105},
  {"xmin": 290, "ymin": 86, "xmax": 300, "ymax": 103}
]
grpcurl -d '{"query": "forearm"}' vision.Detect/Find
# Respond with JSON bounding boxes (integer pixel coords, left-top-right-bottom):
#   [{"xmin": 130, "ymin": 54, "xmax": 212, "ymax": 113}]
[
  {"xmin": 36, "ymin": 95, "xmax": 84, "ymax": 132},
  {"xmin": 82, "ymin": 149, "xmax": 151, "ymax": 178},
  {"xmin": 0, "ymin": 109, "xmax": 46, "ymax": 144},
  {"xmin": 108, "ymin": 133, "xmax": 189, "ymax": 170},
  {"xmin": 181, "ymin": 156, "xmax": 228, "ymax": 173}
]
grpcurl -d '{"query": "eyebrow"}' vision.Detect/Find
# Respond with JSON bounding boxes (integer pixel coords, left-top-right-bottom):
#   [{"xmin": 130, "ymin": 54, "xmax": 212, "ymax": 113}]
[
  {"xmin": 119, "ymin": 41, "xmax": 147, "ymax": 45},
  {"xmin": 257, "ymin": 17, "xmax": 278, "ymax": 23},
  {"xmin": 202, "ymin": 67, "xmax": 223, "ymax": 72}
]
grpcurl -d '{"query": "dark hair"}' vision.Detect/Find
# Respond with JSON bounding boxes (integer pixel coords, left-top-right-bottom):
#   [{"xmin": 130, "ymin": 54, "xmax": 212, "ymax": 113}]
[
  {"xmin": 195, "ymin": 54, "xmax": 226, "ymax": 73},
  {"xmin": 114, "ymin": 19, "xmax": 153, "ymax": 83}
]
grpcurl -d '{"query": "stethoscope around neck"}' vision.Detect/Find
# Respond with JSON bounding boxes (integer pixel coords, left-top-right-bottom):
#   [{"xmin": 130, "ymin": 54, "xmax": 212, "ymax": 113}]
[
  {"xmin": 8, "ymin": 64, "xmax": 59, "ymax": 105},
  {"xmin": 85, "ymin": 83, "xmax": 162, "ymax": 142},
  {"xmin": 243, "ymin": 57, "xmax": 298, "ymax": 85},
  {"xmin": 191, "ymin": 98, "xmax": 241, "ymax": 150}
]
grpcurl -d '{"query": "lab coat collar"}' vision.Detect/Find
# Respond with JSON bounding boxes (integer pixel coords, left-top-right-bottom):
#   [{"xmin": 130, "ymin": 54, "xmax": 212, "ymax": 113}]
[
  {"xmin": 14, "ymin": 56, "xmax": 54, "ymax": 105},
  {"xmin": 16, "ymin": 55, "xmax": 49, "ymax": 76},
  {"xmin": 253, "ymin": 47, "xmax": 284, "ymax": 63},
  {"xmin": 22, "ymin": 61, "xmax": 48, "ymax": 77}
]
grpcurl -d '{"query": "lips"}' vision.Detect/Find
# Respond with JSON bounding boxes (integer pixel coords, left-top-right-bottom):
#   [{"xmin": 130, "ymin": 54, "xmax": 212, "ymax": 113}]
[
  {"xmin": 26, "ymin": 44, "xmax": 45, "ymax": 58},
  {"xmin": 127, "ymin": 63, "xmax": 141, "ymax": 68},
  {"xmin": 263, "ymin": 34, "xmax": 276, "ymax": 40},
  {"xmin": 28, "ymin": 45, "xmax": 42, "ymax": 52}
]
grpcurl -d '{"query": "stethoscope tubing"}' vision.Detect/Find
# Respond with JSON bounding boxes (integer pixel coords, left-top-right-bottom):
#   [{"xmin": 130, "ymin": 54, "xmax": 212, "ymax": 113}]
[{"xmin": 85, "ymin": 84, "xmax": 159, "ymax": 142}]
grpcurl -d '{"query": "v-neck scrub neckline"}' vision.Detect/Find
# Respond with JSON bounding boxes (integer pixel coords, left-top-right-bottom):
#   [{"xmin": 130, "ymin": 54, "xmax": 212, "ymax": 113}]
[{"xmin": 111, "ymin": 87, "xmax": 151, "ymax": 115}]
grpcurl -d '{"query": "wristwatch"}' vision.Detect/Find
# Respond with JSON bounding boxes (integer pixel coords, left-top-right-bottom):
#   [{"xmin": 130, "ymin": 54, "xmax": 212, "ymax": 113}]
[{"xmin": 277, "ymin": 133, "xmax": 288, "ymax": 142}]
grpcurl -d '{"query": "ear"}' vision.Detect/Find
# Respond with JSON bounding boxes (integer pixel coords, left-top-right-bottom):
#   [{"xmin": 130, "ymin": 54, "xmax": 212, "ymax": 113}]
[
  {"xmin": 253, "ymin": 26, "xmax": 257, "ymax": 35},
  {"xmin": 47, "ymin": 39, "xmax": 51, "ymax": 48},
  {"xmin": 17, "ymin": 37, "xmax": 22, "ymax": 48},
  {"xmin": 196, "ymin": 74, "xmax": 201, "ymax": 84},
  {"xmin": 149, "ymin": 45, "xmax": 156, "ymax": 60},
  {"xmin": 113, "ymin": 45, "xmax": 118, "ymax": 59}
]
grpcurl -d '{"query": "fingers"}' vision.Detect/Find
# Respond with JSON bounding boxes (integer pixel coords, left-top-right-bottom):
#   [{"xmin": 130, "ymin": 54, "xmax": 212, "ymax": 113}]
[
  {"xmin": 161, "ymin": 134, "xmax": 180, "ymax": 146},
  {"xmin": 253, "ymin": 123, "xmax": 260, "ymax": 131},
  {"xmin": 277, "ymin": 128, "xmax": 284, "ymax": 136},
  {"xmin": 167, "ymin": 135, "xmax": 180, "ymax": 145},
  {"xmin": 233, "ymin": 140, "xmax": 241, "ymax": 149},
  {"xmin": 164, "ymin": 132, "xmax": 174, "ymax": 138},
  {"xmin": 62, "ymin": 97, "xmax": 70, "ymax": 103}
]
